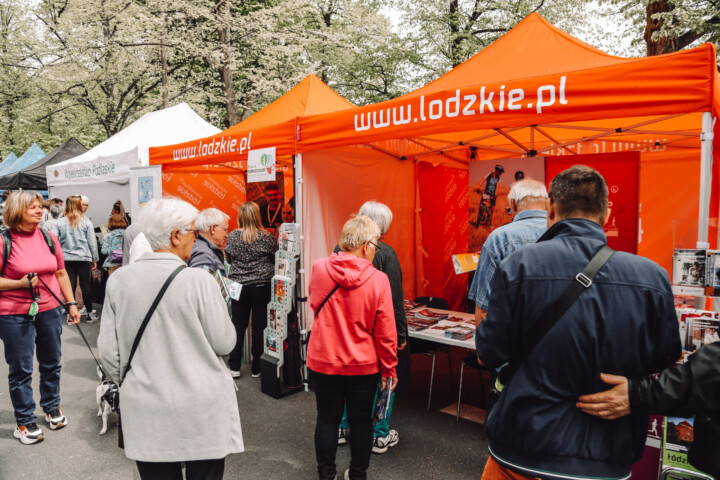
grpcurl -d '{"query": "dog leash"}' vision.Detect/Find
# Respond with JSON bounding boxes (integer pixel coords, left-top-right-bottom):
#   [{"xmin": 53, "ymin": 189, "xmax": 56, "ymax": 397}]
[{"xmin": 36, "ymin": 275, "xmax": 110, "ymax": 379}]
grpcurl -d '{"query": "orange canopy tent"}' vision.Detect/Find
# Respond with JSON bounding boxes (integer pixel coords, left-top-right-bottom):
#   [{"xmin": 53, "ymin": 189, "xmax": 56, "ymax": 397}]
[
  {"xmin": 150, "ymin": 74, "xmax": 354, "ymax": 225},
  {"xmin": 294, "ymin": 13, "xmax": 720, "ymax": 311}
]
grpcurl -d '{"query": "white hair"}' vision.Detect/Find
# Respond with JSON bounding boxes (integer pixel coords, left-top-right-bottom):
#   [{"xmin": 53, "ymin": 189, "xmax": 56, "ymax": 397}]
[
  {"xmin": 138, "ymin": 197, "xmax": 199, "ymax": 251},
  {"xmin": 508, "ymin": 179, "xmax": 548, "ymax": 209},
  {"xmin": 195, "ymin": 208, "xmax": 230, "ymax": 232},
  {"xmin": 358, "ymin": 201, "xmax": 393, "ymax": 236}
]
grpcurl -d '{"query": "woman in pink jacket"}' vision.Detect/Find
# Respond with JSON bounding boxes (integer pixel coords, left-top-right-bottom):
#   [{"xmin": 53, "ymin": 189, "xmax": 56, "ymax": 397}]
[{"xmin": 308, "ymin": 215, "xmax": 398, "ymax": 480}]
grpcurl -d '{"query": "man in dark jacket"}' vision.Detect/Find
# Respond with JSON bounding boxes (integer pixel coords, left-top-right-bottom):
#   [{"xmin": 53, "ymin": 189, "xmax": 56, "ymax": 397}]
[
  {"xmin": 577, "ymin": 341, "xmax": 720, "ymax": 477},
  {"xmin": 187, "ymin": 208, "xmax": 229, "ymax": 276},
  {"xmin": 476, "ymin": 165, "xmax": 681, "ymax": 480}
]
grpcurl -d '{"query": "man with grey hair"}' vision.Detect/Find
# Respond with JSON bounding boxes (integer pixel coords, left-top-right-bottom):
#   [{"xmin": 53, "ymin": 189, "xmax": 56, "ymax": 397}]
[
  {"xmin": 469, "ymin": 178, "xmax": 548, "ymax": 326},
  {"xmin": 187, "ymin": 208, "xmax": 230, "ymax": 276}
]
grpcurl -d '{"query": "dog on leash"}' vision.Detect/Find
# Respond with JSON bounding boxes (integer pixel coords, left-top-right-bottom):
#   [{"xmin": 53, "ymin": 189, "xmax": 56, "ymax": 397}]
[{"xmin": 96, "ymin": 366, "xmax": 119, "ymax": 435}]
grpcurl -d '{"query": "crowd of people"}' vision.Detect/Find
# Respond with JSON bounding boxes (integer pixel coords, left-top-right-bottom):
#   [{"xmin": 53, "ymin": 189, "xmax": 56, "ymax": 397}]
[{"xmin": 0, "ymin": 166, "xmax": 717, "ymax": 480}]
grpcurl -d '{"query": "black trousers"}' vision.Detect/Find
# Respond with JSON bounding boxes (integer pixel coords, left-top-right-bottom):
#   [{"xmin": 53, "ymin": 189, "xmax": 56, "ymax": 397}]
[
  {"xmin": 136, "ymin": 458, "xmax": 225, "ymax": 480},
  {"xmin": 229, "ymin": 282, "xmax": 270, "ymax": 374},
  {"xmin": 312, "ymin": 370, "xmax": 378, "ymax": 480},
  {"xmin": 65, "ymin": 260, "xmax": 93, "ymax": 309}
]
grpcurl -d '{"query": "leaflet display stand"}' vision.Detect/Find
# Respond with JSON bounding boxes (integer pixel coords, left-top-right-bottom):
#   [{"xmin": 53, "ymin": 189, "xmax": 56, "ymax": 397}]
[
  {"xmin": 260, "ymin": 223, "xmax": 303, "ymax": 399},
  {"xmin": 656, "ymin": 244, "xmax": 720, "ymax": 480}
]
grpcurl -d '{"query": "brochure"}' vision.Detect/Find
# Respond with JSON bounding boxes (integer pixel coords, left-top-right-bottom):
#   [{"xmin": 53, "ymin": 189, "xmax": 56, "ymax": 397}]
[
  {"xmin": 213, "ymin": 271, "xmax": 242, "ymax": 304},
  {"xmin": 373, "ymin": 380, "xmax": 393, "ymax": 423},
  {"xmin": 672, "ymin": 249, "xmax": 706, "ymax": 287}
]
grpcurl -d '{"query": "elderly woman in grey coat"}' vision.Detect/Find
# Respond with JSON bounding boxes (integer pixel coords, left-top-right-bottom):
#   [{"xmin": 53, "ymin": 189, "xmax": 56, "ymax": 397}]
[{"xmin": 98, "ymin": 197, "xmax": 243, "ymax": 480}]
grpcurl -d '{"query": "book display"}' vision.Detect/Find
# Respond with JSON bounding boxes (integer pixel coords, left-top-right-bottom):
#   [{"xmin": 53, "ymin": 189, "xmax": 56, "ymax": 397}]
[{"xmin": 260, "ymin": 222, "xmax": 303, "ymax": 399}]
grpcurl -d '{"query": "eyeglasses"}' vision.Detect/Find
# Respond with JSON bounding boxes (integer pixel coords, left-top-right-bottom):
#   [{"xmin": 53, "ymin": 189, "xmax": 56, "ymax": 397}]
[
  {"xmin": 368, "ymin": 240, "xmax": 381, "ymax": 251},
  {"xmin": 183, "ymin": 228, "xmax": 200, "ymax": 239},
  {"xmin": 214, "ymin": 225, "xmax": 228, "ymax": 233}
]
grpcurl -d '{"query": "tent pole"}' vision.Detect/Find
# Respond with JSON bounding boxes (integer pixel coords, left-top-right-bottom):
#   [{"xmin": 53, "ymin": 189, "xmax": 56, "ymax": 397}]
[
  {"xmin": 294, "ymin": 153, "xmax": 309, "ymax": 391},
  {"xmin": 698, "ymin": 112, "xmax": 713, "ymax": 246}
]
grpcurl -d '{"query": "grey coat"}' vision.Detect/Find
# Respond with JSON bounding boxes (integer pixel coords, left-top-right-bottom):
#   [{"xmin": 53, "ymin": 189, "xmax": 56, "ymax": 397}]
[{"xmin": 98, "ymin": 252, "xmax": 244, "ymax": 462}]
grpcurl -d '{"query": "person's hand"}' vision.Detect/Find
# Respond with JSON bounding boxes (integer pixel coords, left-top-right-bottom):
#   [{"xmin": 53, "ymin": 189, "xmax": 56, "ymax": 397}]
[
  {"xmin": 576, "ymin": 373, "xmax": 631, "ymax": 420},
  {"xmin": 381, "ymin": 376, "xmax": 398, "ymax": 393},
  {"xmin": 397, "ymin": 341, "xmax": 407, "ymax": 351},
  {"xmin": 67, "ymin": 304, "xmax": 81, "ymax": 324},
  {"xmin": 92, "ymin": 262, "xmax": 97, "ymax": 270},
  {"xmin": 19, "ymin": 274, "xmax": 38, "ymax": 289}
]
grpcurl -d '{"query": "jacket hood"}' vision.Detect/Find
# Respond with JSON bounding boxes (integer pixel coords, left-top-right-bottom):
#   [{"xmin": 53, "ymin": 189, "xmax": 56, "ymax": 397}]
[{"xmin": 325, "ymin": 251, "xmax": 377, "ymax": 289}]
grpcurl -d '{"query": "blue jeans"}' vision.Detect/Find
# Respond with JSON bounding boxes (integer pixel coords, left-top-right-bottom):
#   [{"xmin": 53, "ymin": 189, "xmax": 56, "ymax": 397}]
[{"xmin": 0, "ymin": 306, "xmax": 63, "ymax": 425}]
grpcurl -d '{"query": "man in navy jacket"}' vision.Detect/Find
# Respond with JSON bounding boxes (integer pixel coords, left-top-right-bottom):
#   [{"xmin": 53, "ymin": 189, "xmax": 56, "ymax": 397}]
[{"xmin": 476, "ymin": 165, "xmax": 681, "ymax": 480}]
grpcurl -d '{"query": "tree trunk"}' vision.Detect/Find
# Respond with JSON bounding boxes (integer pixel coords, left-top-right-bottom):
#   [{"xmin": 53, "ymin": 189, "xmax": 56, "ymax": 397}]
[
  {"xmin": 645, "ymin": 0, "xmax": 675, "ymax": 56},
  {"xmin": 161, "ymin": 7, "xmax": 168, "ymax": 109},
  {"xmin": 102, "ymin": 0, "xmax": 117, "ymax": 136},
  {"xmin": 217, "ymin": 0, "xmax": 239, "ymax": 127},
  {"xmin": 449, "ymin": 0, "xmax": 463, "ymax": 67}
]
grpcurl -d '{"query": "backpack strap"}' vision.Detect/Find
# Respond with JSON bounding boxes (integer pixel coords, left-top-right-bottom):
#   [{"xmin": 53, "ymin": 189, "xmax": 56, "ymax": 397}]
[
  {"xmin": 1, "ymin": 228, "xmax": 11, "ymax": 278},
  {"xmin": 38, "ymin": 227, "xmax": 56, "ymax": 255}
]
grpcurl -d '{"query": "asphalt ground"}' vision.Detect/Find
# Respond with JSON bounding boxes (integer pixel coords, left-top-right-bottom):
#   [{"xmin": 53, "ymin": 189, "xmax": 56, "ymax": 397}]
[{"xmin": 0, "ymin": 311, "xmax": 489, "ymax": 480}]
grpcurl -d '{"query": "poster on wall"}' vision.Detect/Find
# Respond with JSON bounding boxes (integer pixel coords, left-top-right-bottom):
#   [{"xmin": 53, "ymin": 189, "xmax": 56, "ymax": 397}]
[
  {"xmin": 129, "ymin": 165, "xmax": 162, "ymax": 217},
  {"xmin": 546, "ymin": 152, "xmax": 639, "ymax": 254},
  {"xmin": 246, "ymin": 172, "xmax": 286, "ymax": 236},
  {"xmin": 247, "ymin": 147, "xmax": 277, "ymax": 183},
  {"xmin": 468, "ymin": 157, "xmax": 546, "ymax": 252}
]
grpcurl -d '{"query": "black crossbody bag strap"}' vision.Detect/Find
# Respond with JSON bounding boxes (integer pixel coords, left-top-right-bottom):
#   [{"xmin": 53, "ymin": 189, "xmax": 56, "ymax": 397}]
[
  {"xmin": 501, "ymin": 245, "xmax": 615, "ymax": 385},
  {"xmin": 314, "ymin": 284, "xmax": 341, "ymax": 319},
  {"xmin": 119, "ymin": 265, "xmax": 185, "ymax": 386}
]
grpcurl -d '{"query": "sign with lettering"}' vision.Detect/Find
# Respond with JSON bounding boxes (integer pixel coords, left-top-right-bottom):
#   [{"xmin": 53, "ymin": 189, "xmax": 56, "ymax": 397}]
[
  {"xmin": 47, "ymin": 148, "xmax": 139, "ymax": 187},
  {"xmin": 247, "ymin": 147, "xmax": 277, "ymax": 183}
]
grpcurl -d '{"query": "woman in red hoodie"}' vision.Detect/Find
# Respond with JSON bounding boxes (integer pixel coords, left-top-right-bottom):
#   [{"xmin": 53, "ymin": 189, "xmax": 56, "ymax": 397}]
[{"xmin": 308, "ymin": 215, "xmax": 398, "ymax": 480}]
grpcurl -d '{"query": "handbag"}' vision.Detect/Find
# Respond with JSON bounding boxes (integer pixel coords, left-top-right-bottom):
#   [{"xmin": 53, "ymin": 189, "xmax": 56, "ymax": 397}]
[
  {"xmin": 116, "ymin": 265, "xmax": 186, "ymax": 449},
  {"xmin": 486, "ymin": 246, "xmax": 615, "ymax": 412}
]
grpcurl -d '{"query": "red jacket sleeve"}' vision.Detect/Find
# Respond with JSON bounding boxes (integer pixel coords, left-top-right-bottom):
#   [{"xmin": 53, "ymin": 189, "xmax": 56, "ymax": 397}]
[{"xmin": 373, "ymin": 272, "xmax": 398, "ymax": 378}]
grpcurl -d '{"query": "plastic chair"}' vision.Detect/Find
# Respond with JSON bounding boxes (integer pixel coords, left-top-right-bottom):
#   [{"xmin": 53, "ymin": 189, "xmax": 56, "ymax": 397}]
[
  {"xmin": 410, "ymin": 296, "xmax": 454, "ymax": 410},
  {"xmin": 457, "ymin": 353, "xmax": 491, "ymax": 421}
]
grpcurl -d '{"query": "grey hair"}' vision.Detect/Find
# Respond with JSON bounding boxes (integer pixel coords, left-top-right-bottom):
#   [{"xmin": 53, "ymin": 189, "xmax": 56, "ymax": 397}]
[
  {"xmin": 138, "ymin": 197, "xmax": 199, "ymax": 251},
  {"xmin": 339, "ymin": 215, "xmax": 381, "ymax": 252},
  {"xmin": 508, "ymin": 179, "xmax": 548, "ymax": 209},
  {"xmin": 358, "ymin": 201, "xmax": 393, "ymax": 236},
  {"xmin": 49, "ymin": 203, "xmax": 63, "ymax": 219},
  {"xmin": 195, "ymin": 208, "xmax": 230, "ymax": 232}
]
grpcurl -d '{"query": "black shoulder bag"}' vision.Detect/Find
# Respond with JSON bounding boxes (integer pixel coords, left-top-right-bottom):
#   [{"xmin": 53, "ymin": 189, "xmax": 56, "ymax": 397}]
[
  {"xmin": 116, "ymin": 265, "xmax": 185, "ymax": 449},
  {"xmin": 487, "ymin": 246, "xmax": 615, "ymax": 411}
]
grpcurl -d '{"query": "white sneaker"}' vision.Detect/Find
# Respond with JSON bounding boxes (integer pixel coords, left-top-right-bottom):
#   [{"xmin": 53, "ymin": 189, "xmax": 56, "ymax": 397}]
[
  {"xmin": 86, "ymin": 311, "xmax": 100, "ymax": 324},
  {"xmin": 372, "ymin": 429, "xmax": 399, "ymax": 454},
  {"xmin": 78, "ymin": 306, "xmax": 87, "ymax": 315},
  {"xmin": 230, "ymin": 369, "xmax": 241, "ymax": 378},
  {"xmin": 45, "ymin": 408, "xmax": 67, "ymax": 430},
  {"xmin": 14, "ymin": 423, "xmax": 44, "ymax": 445},
  {"xmin": 337, "ymin": 426, "xmax": 348, "ymax": 445}
]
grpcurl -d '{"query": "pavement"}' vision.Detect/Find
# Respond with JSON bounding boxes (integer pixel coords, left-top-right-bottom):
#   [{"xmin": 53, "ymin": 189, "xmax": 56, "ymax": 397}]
[{"xmin": 0, "ymin": 315, "xmax": 489, "ymax": 479}]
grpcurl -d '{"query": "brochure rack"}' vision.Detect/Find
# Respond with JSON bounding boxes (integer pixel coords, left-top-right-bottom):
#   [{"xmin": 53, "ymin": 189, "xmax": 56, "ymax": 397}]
[
  {"xmin": 658, "ymin": 248, "xmax": 720, "ymax": 480},
  {"xmin": 260, "ymin": 223, "xmax": 303, "ymax": 399}
]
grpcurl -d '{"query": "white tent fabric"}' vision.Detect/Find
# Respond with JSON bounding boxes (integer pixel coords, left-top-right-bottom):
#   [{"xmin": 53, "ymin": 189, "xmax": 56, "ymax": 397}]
[
  {"xmin": 49, "ymin": 103, "xmax": 220, "ymax": 174},
  {"xmin": 46, "ymin": 103, "xmax": 220, "ymax": 221}
]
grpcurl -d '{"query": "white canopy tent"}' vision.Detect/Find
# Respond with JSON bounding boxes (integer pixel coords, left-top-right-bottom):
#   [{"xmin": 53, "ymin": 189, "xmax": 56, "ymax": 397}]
[{"xmin": 47, "ymin": 103, "xmax": 220, "ymax": 225}]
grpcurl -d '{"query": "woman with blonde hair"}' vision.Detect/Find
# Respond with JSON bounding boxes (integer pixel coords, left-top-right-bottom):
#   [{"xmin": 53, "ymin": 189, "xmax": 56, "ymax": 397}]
[
  {"xmin": 50, "ymin": 195, "xmax": 99, "ymax": 323},
  {"xmin": 0, "ymin": 191, "xmax": 81, "ymax": 445},
  {"xmin": 224, "ymin": 201, "xmax": 278, "ymax": 378}
]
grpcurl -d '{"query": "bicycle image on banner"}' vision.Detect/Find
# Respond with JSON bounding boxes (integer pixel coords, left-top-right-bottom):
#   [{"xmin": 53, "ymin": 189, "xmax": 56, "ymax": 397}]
[{"xmin": 468, "ymin": 158, "xmax": 545, "ymax": 252}]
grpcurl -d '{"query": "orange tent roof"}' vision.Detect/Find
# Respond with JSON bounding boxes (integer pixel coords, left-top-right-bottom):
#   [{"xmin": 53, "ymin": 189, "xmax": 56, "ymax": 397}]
[
  {"xmin": 296, "ymin": 13, "xmax": 718, "ymax": 155},
  {"xmin": 150, "ymin": 74, "xmax": 354, "ymax": 172},
  {"xmin": 400, "ymin": 13, "xmax": 633, "ymax": 98}
]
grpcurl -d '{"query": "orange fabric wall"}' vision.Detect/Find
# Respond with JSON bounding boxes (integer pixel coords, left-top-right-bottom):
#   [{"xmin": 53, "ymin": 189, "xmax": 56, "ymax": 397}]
[
  {"xmin": 417, "ymin": 163, "xmax": 469, "ymax": 311},
  {"xmin": 638, "ymin": 152, "xmax": 702, "ymax": 275},
  {"xmin": 162, "ymin": 165, "xmax": 294, "ymax": 229}
]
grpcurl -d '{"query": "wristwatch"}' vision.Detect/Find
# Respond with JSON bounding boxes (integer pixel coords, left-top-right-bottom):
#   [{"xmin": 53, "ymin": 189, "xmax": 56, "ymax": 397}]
[{"xmin": 66, "ymin": 301, "xmax": 79, "ymax": 307}]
